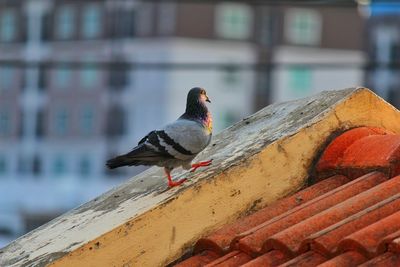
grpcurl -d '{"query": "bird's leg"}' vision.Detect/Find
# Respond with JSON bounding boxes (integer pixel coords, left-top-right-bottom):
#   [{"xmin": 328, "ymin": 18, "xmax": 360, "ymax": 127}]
[
  {"xmin": 165, "ymin": 167, "xmax": 187, "ymax": 187},
  {"xmin": 190, "ymin": 159, "xmax": 213, "ymax": 173}
]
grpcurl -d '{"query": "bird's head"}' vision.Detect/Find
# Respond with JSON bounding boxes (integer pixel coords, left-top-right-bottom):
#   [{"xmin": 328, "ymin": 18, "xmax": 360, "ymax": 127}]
[
  {"xmin": 187, "ymin": 87, "xmax": 211, "ymax": 104},
  {"xmin": 184, "ymin": 87, "xmax": 212, "ymax": 124}
]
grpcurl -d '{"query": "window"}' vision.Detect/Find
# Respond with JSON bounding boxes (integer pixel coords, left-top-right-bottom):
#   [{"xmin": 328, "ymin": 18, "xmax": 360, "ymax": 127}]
[
  {"xmin": 80, "ymin": 67, "xmax": 98, "ymax": 89},
  {"xmin": 32, "ymin": 155, "xmax": 41, "ymax": 175},
  {"xmin": 285, "ymin": 9, "xmax": 322, "ymax": 46},
  {"xmin": 108, "ymin": 60, "xmax": 128, "ymax": 89},
  {"xmin": 111, "ymin": 9, "xmax": 135, "ymax": 38},
  {"xmin": 56, "ymin": 5, "xmax": 75, "ymax": 39},
  {"xmin": 18, "ymin": 109, "xmax": 24, "ymax": 138},
  {"xmin": 0, "ymin": 110, "xmax": 10, "ymax": 135},
  {"xmin": 80, "ymin": 106, "xmax": 95, "ymax": 135},
  {"xmin": 35, "ymin": 109, "xmax": 45, "ymax": 138},
  {"xmin": 54, "ymin": 108, "xmax": 69, "ymax": 135},
  {"xmin": 0, "ymin": 155, "xmax": 7, "ymax": 176},
  {"xmin": 79, "ymin": 155, "xmax": 91, "ymax": 177},
  {"xmin": 0, "ymin": 9, "xmax": 16, "ymax": 42},
  {"xmin": 288, "ymin": 68, "xmax": 312, "ymax": 97},
  {"xmin": 52, "ymin": 155, "xmax": 67, "ymax": 176},
  {"xmin": 38, "ymin": 66, "xmax": 46, "ymax": 90},
  {"xmin": 55, "ymin": 67, "xmax": 71, "ymax": 89},
  {"xmin": 82, "ymin": 4, "xmax": 101, "ymax": 39},
  {"xmin": 216, "ymin": 3, "xmax": 253, "ymax": 39},
  {"xmin": 0, "ymin": 67, "xmax": 14, "ymax": 91},
  {"xmin": 106, "ymin": 106, "xmax": 125, "ymax": 137}
]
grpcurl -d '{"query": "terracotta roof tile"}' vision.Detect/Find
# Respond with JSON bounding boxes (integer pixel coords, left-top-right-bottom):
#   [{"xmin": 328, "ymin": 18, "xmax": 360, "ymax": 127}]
[
  {"xmin": 263, "ymin": 174, "xmax": 400, "ymax": 257},
  {"xmin": 194, "ymin": 175, "xmax": 349, "ymax": 255},
  {"xmin": 359, "ymin": 252, "xmax": 400, "ymax": 266},
  {"xmin": 317, "ymin": 251, "xmax": 367, "ymax": 267},
  {"xmin": 317, "ymin": 127, "xmax": 393, "ymax": 174},
  {"xmin": 277, "ymin": 251, "xmax": 327, "ymax": 267},
  {"xmin": 308, "ymin": 193, "xmax": 400, "ymax": 256},
  {"xmin": 240, "ymin": 250, "xmax": 288, "ymax": 267},
  {"xmin": 378, "ymin": 230, "xmax": 400, "ymax": 254},
  {"xmin": 340, "ymin": 135, "xmax": 400, "ymax": 178},
  {"xmin": 174, "ymin": 127, "xmax": 400, "ymax": 267},
  {"xmin": 203, "ymin": 251, "xmax": 251, "ymax": 267},
  {"xmin": 176, "ymin": 250, "xmax": 219, "ymax": 267},
  {"xmin": 235, "ymin": 172, "xmax": 387, "ymax": 256},
  {"xmin": 389, "ymin": 238, "xmax": 400, "ymax": 253},
  {"xmin": 338, "ymin": 210, "xmax": 400, "ymax": 258}
]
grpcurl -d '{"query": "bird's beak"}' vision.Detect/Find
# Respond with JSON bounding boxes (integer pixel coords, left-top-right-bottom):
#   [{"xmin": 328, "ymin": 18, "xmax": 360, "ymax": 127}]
[{"xmin": 206, "ymin": 95, "xmax": 211, "ymax": 103}]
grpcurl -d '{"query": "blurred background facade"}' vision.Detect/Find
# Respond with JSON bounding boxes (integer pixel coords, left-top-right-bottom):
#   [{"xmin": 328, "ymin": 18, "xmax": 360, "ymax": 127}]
[{"xmin": 0, "ymin": 0, "xmax": 394, "ymax": 246}]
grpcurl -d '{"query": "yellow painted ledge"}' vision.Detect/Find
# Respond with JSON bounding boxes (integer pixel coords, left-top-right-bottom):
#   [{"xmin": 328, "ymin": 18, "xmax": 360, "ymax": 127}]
[{"xmin": 1, "ymin": 88, "xmax": 400, "ymax": 267}]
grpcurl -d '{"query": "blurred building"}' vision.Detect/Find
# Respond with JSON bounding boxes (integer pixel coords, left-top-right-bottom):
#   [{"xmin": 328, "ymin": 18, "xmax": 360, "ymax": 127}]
[
  {"xmin": 0, "ymin": 0, "xmax": 367, "ymax": 247},
  {"xmin": 0, "ymin": 0, "xmax": 257, "ymax": 246},
  {"xmin": 253, "ymin": 5, "xmax": 365, "ymax": 108},
  {"xmin": 363, "ymin": 2, "xmax": 400, "ymax": 107}
]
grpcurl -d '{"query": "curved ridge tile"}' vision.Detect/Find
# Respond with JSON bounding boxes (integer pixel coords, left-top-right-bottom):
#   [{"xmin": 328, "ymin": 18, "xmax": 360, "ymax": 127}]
[
  {"xmin": 316, "ymin": 127, "xmax": 393, "ymax": 176},
  {"xmin": 233, "ymin": 172, "xmax": 387, "ymax": 256},
  {"xmin": 340, "ymin": 135, "xmax": 400, "ymax": 178}
]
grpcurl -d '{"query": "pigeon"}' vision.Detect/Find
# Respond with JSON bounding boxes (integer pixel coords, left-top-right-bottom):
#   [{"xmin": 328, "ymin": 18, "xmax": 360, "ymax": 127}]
[{"xmin": 106, "ymin": 87, "xmax": 213, "ymax": 187}]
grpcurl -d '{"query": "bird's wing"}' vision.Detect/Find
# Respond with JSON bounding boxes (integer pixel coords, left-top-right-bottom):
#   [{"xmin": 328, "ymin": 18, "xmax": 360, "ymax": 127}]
[
  {"xmin": 133, "ymin": 119, "xmax": 210, "ymax": 162},
  {"xmin": 160, "ymin": 119, "xmax": 211, "ymax": 159}
]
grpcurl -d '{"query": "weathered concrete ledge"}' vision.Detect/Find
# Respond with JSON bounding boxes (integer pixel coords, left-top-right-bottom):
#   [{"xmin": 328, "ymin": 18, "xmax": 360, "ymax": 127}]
[{"xmin": 2, "ymin": 88, "xmax": 400, "ymax": 267}]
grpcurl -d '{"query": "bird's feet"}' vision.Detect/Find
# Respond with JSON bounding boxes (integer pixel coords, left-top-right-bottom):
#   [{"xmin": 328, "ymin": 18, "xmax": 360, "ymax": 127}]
[
  {"xmin": 168, "ymin": 178, "xmax": 187, "ymax": 187},
  {"xmin": 190, "ymin": 159, "xmax": 213, "ymax": 172}
]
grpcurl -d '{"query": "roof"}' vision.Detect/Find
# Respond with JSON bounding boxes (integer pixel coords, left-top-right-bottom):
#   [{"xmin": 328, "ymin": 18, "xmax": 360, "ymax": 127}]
[
  {"xmin": 3, "ymin": 88, "xmax": 400, "ymax": 267},
  {"xmin": 175, "ymin": 127, "xmax": 400, "ymax": 266}
]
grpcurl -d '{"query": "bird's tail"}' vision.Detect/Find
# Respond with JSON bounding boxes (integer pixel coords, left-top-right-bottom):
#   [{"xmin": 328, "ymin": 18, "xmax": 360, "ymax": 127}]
[
  {"xmin": 106, "ymin": 144, "xmax": 162, "ymax": 169},
  {"xmin": 106, "ymin": 155, "xmax": 131, "ymax": 169}
]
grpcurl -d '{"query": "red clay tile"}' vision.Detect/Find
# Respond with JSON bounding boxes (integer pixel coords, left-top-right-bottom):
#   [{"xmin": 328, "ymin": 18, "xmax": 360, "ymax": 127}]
[
  {"xmin": 316, "ymin": 251, "xmax": 367, "ymax": 267},
  {"xmin": 277, "ymin": 251, "xmax": 326, "ymax": 267},
  {"xmin": 263, "ymin": 174, "xmax": 400, "ymax": 257},
  {"xmin": 240, "ymin": 250, "xmax": 288, "ymax": 267},
  {"xmin": 175, "ymin": 250, "xmax": 219, "ymax": 267},
  {"xmin": 234, "ymin": 172, "xmax": 387, "ymax": 256},
  {"xmin": 338, "ymin": 210, "xmax": 400, "ymax": 258},
  {"xmin": 389, "ymin": 237, "xmax": 400, "ymax": 253},
  {"xmin": 304, "ymin": 193, "xmax": 400, "ymax": 256},
  {"xmin": 340, "ymin": 134, "xmax": 400, "ymax": 178},
  {"xmin": 316, "ymin": 127, "xmax": 392, "ymax": 174},
  {"xmin": 358, "ymin": 252, "xmax": 400, "ymax": 267},
  {"xmin": 377, "ymin": 229, "xmax": 400, "ymax": 254},
  {"xmin": 194, "ymin": 175, "xmax": 349, "ymax": 254},
  {"xmin": 203, "ymin": 251, "xmax": 251, "ymax": 267}
]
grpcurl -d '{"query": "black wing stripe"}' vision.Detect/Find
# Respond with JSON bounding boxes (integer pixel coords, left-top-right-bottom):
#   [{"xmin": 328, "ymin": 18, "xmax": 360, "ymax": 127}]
[
  {"xmin": 146, "ymin": 131, "xmax": 172, "ymax": 157},
  {"xmin": 157, "ymin": 130, "xmax": 194, "ymax": 156}
]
